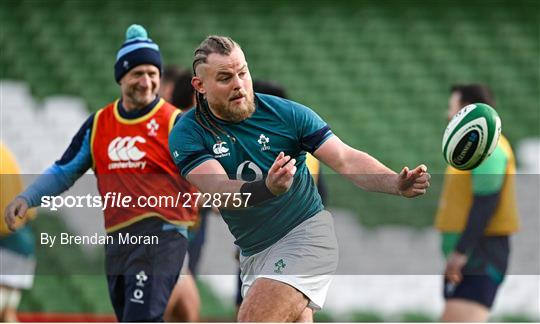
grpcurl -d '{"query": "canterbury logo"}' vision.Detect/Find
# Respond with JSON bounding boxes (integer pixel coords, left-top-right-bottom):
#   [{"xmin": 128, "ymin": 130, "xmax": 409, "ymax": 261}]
[
  {"xmin": 213, "ymin": 141, "xmax": 229, "ymax": 155},
  {"xmin": 108, "ymin": 136, "xmax": 146, "ymax": 161}
]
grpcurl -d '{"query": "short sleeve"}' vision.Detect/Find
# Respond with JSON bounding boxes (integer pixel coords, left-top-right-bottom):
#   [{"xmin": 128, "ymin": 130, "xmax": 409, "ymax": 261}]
[
  {"xmin": 471, "ymin": 145, "xmax": 507, "ymax": 195},
  {"xmin": 290, "ymin": 101, "xmax": 333, "ymax": 153},
  {"xmin": 169, "ymin": 118, "xmax": 213, "ymax": 177}
]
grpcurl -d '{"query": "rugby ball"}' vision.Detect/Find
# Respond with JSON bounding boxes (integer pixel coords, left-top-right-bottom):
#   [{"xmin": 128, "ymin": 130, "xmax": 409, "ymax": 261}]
[{"xmin": 442, "ymin": 103, "xmax": 501, "ymax": 170}]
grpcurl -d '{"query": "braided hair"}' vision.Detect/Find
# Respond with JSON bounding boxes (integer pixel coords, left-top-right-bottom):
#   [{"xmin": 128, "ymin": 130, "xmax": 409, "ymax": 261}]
[{"xmin": 192, "ymin": 36, "xmax": 240, "ymax": 142}]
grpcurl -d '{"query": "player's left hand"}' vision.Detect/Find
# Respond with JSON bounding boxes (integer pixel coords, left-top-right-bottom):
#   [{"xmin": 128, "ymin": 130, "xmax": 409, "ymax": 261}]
[
  {"xmin": 444, "ymin": 251, "xmax": 468, "ymax": 284},
  {"xmin": 397, "ymin": 164, "xmax": 430, "ymax": 198},
  {"xmin": 5, "ymin": 196, "xmax": 30, "ymax": 232},
  {"xmin": 266, "ymin": 152, "xmax": 296, "ymax": 196}
]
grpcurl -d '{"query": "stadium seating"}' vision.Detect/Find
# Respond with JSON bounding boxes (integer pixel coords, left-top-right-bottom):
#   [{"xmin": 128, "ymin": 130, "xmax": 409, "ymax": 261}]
[
  {"xmin": 0, "ymin": 81, "xmax": 88, "ymax": 173},
  {"xmin": 1, "ymin": 0, "xmax": 538, "ymax": 226},
  {"xmin": 0, "ymin": 0, "xmax": 537, "ymax": 316},
  {"xmin": 1, "ymin": 0, "xmax": 537, "ymax": 219},
  {"xmin": 2, "ymin": 0, "xmax": 537, "ymax": 167}
]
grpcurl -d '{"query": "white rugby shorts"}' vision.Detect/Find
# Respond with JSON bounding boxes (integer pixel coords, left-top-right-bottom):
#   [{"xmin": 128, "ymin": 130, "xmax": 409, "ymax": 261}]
[{"xmin": 239, "ymin": 210, "xmax": 338, "ymax": 310}]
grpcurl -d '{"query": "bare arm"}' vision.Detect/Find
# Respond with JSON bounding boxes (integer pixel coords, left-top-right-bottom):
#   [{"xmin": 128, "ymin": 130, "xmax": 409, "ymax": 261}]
[
  {"xmin": 5, "ymin": 116, "xmax": 95, "ymax": 231},
  {"xmin": 186, "ymin": 159, "xmax": 245, "ymax": 196},
  {"xmin": 186, "ymin": 152, "xmax": 297, "ymax": 208},
  {"xmin": 313, "ymin": 136, "xmax": 430, "ymax": 197}
]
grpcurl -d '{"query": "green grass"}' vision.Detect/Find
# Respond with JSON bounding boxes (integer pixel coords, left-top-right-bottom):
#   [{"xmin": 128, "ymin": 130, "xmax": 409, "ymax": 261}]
[
  {"xmin": 314, "ymin": 310, "xmax": 334, "ymax": 322},
  {"xmin": 350, "ymin": 310, "xmax": 385, "ymax": 322},
  {"xmin": 399, "ymin": 312, "xmax": 435, "ymax": 322},
  {"xmin": 493, "ymin": 314, "xmax": 540, "ymax": 322},
  {"xmin": 197, "ymin": 279, "xmax": 237, "ymax": 321}
]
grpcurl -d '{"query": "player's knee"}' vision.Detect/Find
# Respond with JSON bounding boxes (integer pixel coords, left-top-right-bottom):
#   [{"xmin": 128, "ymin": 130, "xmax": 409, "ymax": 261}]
[
  {"xmin": 295, "ymin": 307, "xmax": 313, "ymax": 323},
  {"xmin": 237, "ymin": 297, "xmax": 259, "ymax": 322},
  {"xmin": 236, "ymin": 305, "xmax": 250, "ymax": 322},
  {"xmin": 237, "ymin": 290, "xmax": 273, "ymax": 322},
  {"xmin": 442, "ymin": 299, "xmax": 489, "ymax": 322},
  {"xmin": 164, "ymin": 280, "xmax": 200, "ymax": 322},
  {"xmin": 238, "ymin": 278, "xmax": 309, "ymax": 322}
]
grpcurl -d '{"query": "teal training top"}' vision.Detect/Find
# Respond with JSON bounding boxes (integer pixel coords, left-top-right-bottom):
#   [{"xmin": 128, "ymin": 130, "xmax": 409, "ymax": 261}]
[
  {"xmin": 169, "ymin": 93, "xmax": 333, "ymax": 255},
  {"xmin": 471, "ymin": 145, "xmax": 507, "ymax": 195}
]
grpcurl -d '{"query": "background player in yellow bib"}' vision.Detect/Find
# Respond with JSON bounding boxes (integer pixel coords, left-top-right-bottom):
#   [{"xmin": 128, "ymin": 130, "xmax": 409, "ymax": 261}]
[
  {"xmin": 435, "ymin": 84, "xmax": 520, "ymax": 322},
  {"xmin": 0, "ymin": 141, "xmax": 36, "ymax": 322}
]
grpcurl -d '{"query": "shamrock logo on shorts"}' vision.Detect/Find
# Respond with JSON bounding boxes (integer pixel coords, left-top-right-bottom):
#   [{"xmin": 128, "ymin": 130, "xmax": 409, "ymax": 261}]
[{"xmin": 274, "ymin": 259, "xmax": 286, "ymax": 274}]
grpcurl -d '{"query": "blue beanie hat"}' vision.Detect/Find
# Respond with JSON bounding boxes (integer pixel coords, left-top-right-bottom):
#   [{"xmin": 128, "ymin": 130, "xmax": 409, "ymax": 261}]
[{"xmin": 114, "ymin": 24, "xmax": 162, "ymax": 83}]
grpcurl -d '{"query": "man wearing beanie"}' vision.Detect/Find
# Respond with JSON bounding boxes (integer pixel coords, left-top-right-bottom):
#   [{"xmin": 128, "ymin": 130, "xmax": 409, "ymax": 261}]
[{"xmin": 5, "ymin": 25, "xmax": 198, "ymax": 322}]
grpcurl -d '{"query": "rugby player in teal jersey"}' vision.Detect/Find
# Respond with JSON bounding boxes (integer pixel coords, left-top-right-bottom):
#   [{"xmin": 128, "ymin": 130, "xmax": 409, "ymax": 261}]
[{"xmin": 169, "ymin": 36, "xmax": 431, "ymax": 322}]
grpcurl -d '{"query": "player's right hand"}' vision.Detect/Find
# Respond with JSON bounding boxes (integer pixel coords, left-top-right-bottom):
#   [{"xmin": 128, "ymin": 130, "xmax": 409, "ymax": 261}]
[
  {"xmin": 4, "ymin": 197, "xmax": 29, "ymax": 232},
  {"xmin": 266, "ymin": 152, "xmax": 296, "ymax": 196},
  {"xmin": 444, "ymin": 251, "xmax": 468, "ymax": 284},
  {"xmin": 397, "ymin": 164, "xmax": 430, "ymax": 198}
]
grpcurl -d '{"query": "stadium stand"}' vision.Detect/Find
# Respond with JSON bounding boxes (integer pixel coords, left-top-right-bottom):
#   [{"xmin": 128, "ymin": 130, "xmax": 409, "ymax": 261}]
[
  {"xmin": 1, "ymin": 1, "xmax": 537, "ymax": 150},
  {"xmin": 0, "ymin": 0, "xmax": 537, "ymax": 219},
  {"xmin": 0, "ymin": 0, "xmax": 538, "ymax": 318}
]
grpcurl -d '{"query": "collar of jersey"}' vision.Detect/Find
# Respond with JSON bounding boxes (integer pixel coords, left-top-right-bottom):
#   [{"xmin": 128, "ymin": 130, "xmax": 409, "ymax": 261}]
[{"xmin": 114, "ymin": 96, "xmax": 163, "ymax": 124}]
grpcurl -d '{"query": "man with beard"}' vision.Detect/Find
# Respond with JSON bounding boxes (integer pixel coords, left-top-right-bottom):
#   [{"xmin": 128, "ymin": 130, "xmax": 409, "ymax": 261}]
[
  {"xmin": 169, "ymin": 36, "xmax": 431, "ymax": 322},
  {"xmin": 5, "ymin": 25, "xmax": 197, "ymax": 322},
  {"xmin": 231, "ymin": 79, "xmax": 331, "ymax": 311}
]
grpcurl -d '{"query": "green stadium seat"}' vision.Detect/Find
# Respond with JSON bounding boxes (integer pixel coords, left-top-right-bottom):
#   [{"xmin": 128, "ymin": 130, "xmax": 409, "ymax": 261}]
[{"xmin": 0, "ymin": 4, "xmax": 537, "ymax": 312}]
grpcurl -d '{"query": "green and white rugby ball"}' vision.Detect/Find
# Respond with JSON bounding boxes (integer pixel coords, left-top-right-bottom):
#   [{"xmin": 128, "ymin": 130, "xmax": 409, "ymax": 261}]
[{"xmin": 442, "ymin": 103, "xmax": 501, "ymax": 170}]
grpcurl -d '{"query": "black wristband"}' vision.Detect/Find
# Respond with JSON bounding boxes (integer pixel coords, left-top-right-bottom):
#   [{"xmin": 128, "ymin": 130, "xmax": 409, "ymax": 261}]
[{"xmin": 240, "ymin": 180, "xmax": 276, "ymax": 207}]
